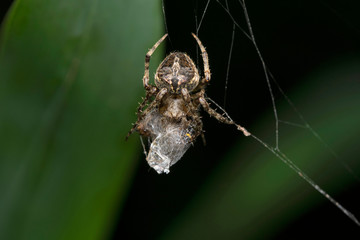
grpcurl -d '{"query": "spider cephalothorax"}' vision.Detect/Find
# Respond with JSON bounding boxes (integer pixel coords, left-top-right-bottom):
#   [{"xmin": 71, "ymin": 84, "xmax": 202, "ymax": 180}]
[{"xmin": 127, "ymin": 33, "xmax": 249, "ymax": 174}]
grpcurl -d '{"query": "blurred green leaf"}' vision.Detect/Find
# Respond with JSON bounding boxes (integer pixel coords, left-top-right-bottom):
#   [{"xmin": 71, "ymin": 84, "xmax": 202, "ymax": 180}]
[
  {"xmin": 161, "ymin": 59, "xmax": 360, "ymax": 239},
  {"xmin": 0, "ymin": 0, "xmax": 163, "ymax": 239}
]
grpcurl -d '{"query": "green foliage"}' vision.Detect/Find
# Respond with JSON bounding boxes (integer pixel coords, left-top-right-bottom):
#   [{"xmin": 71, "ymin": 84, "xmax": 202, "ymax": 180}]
[{"xmin": 0, "ymin": 0, "xmax": 163, "ymax": 239}]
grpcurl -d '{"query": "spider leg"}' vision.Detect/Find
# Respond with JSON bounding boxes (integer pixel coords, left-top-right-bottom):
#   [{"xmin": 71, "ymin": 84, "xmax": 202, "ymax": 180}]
[
  {"xmin": 140, "ymin": 136, "xmax": 148, "ymax": 158},
  {"xmin": 138, "ymin": 88, "xmax": 168, "ymax": 121},
  {"xmin": 190, "ymin": 90, "xmax": 204, "ymax": 100},
  {"xmin": 137, "ymin": 86, "xmax": 157, "ymax": 118},
  {"xmin": 136, "ymin": 88, "xmax": 168, "ymax": 126},
  {"xmin": 148, "ymin": 87, "xmax": 168, "ymax": 110},
  {"xmin": 180, "ymin": 87, "xmax": 206, "ymax": 146},
  {"xmin": 181, "ymin": 88, "xmax": 191, "ymax": 104},
  {"xmin": 182, "ymin": 88, "xmax": 204, "ymax": 117},
  {"xmin": 199, "ymin": 95, "xmax": 250, "ymax": 136},
  {"xmin": 126, "ymin": 124, "xmax": 138, "ymax": 140},
  {"xmin": 126, "ymin": 88, "xmax": 167, "ymax": 140},
  {"xmin": 192, "ymin": 33, "xmax": 211, "ymax": 83},
  {"xmin": 143, "ymin": 33, "xmax": 168, "ymax": 89},
  {"xmin": 126, "ymin": 87, "xmax": 157, "ymax": 140}
]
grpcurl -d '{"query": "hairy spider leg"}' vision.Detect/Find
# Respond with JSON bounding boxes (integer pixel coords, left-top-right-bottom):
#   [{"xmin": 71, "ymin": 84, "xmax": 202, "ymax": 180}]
[
  {"xmin": 192, "ymin": 33, "xmax": 211, "ymax": 83},
  {"xmin": 127, "ymin": 34, "xmax": 168, "ymax": 140},
  {"xmin": 126, "ymin": 88, "xmax": 168, "ymax": 140},
  {"xmin": 126, "ymin": 88, "xmax": 157, "ymax": 140},
  {"xmin": 198, "ymin": 90, "xmax": 250, "ymax": 136},
  {"xmin": 143, "ymin": 33, "xmax": 168, "ymax": 89}
]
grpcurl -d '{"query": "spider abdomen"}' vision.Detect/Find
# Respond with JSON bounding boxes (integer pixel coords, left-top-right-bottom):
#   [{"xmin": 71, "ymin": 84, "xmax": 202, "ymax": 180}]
[{"xmin": 155, "ymin": 52, "xmax": 200, "ymax": 93}]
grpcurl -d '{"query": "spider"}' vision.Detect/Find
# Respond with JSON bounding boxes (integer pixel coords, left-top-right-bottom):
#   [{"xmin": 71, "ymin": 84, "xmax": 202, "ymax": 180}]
[{"xmin": 127, "ymin": 33, "xmax": 250, "ymax": 174}]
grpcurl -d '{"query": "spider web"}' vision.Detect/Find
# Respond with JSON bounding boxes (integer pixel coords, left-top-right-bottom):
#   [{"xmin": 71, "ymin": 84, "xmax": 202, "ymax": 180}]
[{"xmin": 160, "ymin": 0, "xmax": 360, "ymax": 236}]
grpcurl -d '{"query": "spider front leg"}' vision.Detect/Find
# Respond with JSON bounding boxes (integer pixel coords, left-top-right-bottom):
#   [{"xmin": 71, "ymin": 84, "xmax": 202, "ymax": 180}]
[
  {"xmin": 127, "ymin": 33, "xmax": 168, "ymax": 141},
  {"xmin": 143, "ymin": 34, "xmax": 168, "ymax": 90},
  {"xmin": 199, "ymin": 94, "xmax": 250, "ymax": 136},
  {"xmin": 192, "ymin": 33, "xmax": 211, "ymax": 84},
  {"xmin": 144, "ymin": 88, "xmax": 168, "ymax": 113}
]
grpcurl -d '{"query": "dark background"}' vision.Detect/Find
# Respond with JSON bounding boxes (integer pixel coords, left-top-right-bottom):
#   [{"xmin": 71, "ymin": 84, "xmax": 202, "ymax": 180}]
[{"xmin": 114, "ymin": 0, "xmax": 360, "ymax": 239}]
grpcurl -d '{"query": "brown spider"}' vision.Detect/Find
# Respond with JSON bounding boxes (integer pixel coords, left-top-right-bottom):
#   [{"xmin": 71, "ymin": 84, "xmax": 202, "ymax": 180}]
[{"xmin": 127, "ymin": 33, "xmax": 250, "ymax": 174}]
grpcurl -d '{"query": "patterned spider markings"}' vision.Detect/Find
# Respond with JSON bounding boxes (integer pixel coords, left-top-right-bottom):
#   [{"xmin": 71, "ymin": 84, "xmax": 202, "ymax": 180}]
[{"xmin": 127, "ymin": 33, "xmax": 249, "ymax": 174}]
